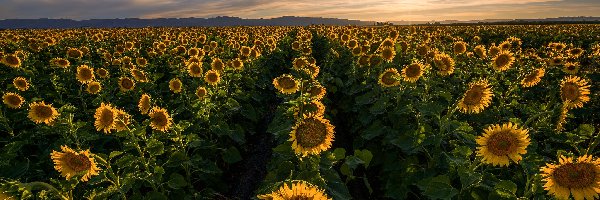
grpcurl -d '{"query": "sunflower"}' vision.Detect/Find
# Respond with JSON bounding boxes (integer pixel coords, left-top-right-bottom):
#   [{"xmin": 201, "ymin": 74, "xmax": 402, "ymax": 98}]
[
  {"xmin": 0, "ymin": 189, "xmax": 16, "ymax": 200},
  {"xmin": 273, "ymin": 74, "xmax": 299, "ymax": 94},
  {"xmin": 306, "ymin": 83, "xmax": 326, "ymax": 100},
  {"xmin": 231, "ymin": 58, "xmax": 244, "ymax": 70},
  {"xmin": 76, "ymin": 65, "xmax": 95, "ymax": 84},
  {"xmin": 123, "ymin": 66, "xmax": 142, "ymax": 79},
  {"xmin": 521, "ymin": 68, "xmax": 545, "ymax": 88},
  {"xmin": 188, "ymin": 47, "xmax": 200, "ymax": 57},
  {"xmin": 66, "ymin": 48, "xmax": 83, "ymax": 59},
  {"xmin": 149, "ymin": 107, "xmax": 173, "ymax": 132},
  {"xmin": 114, "ymin": 109, "xmax": 131, "ymax": 132},
  {"xmin": 453, "ymin": 41, "xmax": 467, "ymax": 54},
  {"xmin": 211, "ymin": 58, "xmax": 225, "ymax": 71},
  {"xmin": 293, "ymin": 57, "xmax": 307, "ymax": 69},
  {"xmin": 295, "ymin": 100, "xmax": 326, "ymax": 118},
  {"xmin": 135, "ymin": 57, "xmax": 147, "ymax": 67},
  {"xmin": 169, "ymin": 78, "xmax": 183, "ymax": 93},
  {"xmin": 379, "ymin": 68, "xmax": 401, "ymax": 87},
  {"xmin": 550, "ymin": 56, "xmax": 565, "ymax": 66},
  {"xmin": 204, "ymin": 70, "xmax": 221, "ymax": 86},
  {"xmin": 290, "ymin": 114, "xmax": 334, "ymax": 157},
  {"xmin": 541, "ymin": 155, "xmax": 600, "ymax": 200},
  {"xmin": 53, "ymin": 58, "xmax": 70, "ymax": 68},
  {"xmin": 196, "ymin": 86, "xmax": 207, "ymax": 99},
  {"xmin": 560, "ymin": 76, "xmax": 591, "ymax": 109},
  {"xmin": 562, "ymin": 62, "xmax": 579, "ymax": 74},
  {"xmin": 474, "ymin": 45, "xmax": 487, "ymax": 58},
  {"xmin": 475, "ymin": 122, "xmax": 530, "ymax": 167},
  {"xmin": 28, "ymin": 101, "xmax": 59, "ymax": 125},
  {"xmin": 568, "ymin": 48, "xmax": 585, "ymax": 58},
  {"xmin": 13, "ymin": 77, "xmax": 29, "ymax": 91},
  {"xmin": 3, "ymin": 92, "xmax": 24, "ymax": 109},
  {"xmin": 492, "ymin": 51, "xmax": 515, "ymax": 71},
  {"xmin": 187, "ymin": 62, "xmax": 203, "ymax": 77},
  {"xmin": 1, "ymin": 54, "xmax": 22, "ymax": 68},
  {"xmin": 434, "ymin": 53, "xmax": 455, "ymax": 76},
  {"xmin": 402, "ymin": 62, "xmax": 425, "ymax": 83},
  {"xmin": 489, "ymin": 46, "xmax": 501, "ymax": 57},
  {"xmin": 118, "ymin": 77, "xmax": 135, "ymax": 92},
  {"xmin": 86, "ymin": 81, "xmax": 102, "ymax": 94},
  {"xmin": 50, "ymin": 145, "xmax": 100, "ymax": 182},
  {"xmin": 458, "ymin": 79, "xmax": 494, "ymax": 114},
  {"xmin": 380, "ymin": 47, "xmax": 395, "ymax": 62},
  {"xmin": 257, "ymin": 181, "xmax": 331, "ymax": 200},
  {"xmin": 138, "ymin": 94, "xmax": 151, "ymax": 115},
  {"xmin": 94, "ymin": 103, "xmax": 117, "ymax": 134}
]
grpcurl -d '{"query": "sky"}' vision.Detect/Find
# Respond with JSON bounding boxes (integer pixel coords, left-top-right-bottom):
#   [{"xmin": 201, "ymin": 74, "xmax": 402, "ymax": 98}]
[{"xmin": 0, "ymin": 0, "xmax": 599, "ymax": 21}]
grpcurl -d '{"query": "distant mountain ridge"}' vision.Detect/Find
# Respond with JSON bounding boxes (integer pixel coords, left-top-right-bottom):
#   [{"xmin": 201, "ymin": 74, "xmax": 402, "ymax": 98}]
[
  {"xmin": 1, "ymin": 16, "xmax": 599, "ymax": 29},
  {"xmin": 0, "ymin": 16, "xmax": 376, "ymax": 29}
]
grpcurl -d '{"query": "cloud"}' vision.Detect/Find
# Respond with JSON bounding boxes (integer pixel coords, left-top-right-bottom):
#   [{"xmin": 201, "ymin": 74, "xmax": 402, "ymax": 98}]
[{"xmin": 0, "ymin": 0, "xmax": 598, "ymax": 21}]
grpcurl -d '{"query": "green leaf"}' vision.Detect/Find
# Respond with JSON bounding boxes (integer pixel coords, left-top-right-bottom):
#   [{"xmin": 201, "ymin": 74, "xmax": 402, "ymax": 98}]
[
  {"xmin": 222, "ymin": 147, "xmax": 243, "ymax": 164},
  {"xmin": 322, "ymin": 167, "xmax": 352, "ymax": 200},
  {"xmin": 241, "ymin": 103, "xmax": 258, "ymax": 122},
  {"xmin": 167, "ymin": 173, "xmax": 188, "ymax": 189},
  {"xmin": 576, "ymin": 124, "xmax": 595, "ymax": 137},
  {"xmin": 362, "ymin": 120, "xmax": 386, "ymax": 140},
  {"xmin": 416, "ymin": 175, "xmax": 459, "ymax": 200},
  {"xmin": 146, "ymin": 139, "xmax": 164, "ymax": 156},
  {"xmin": 331, "ymin": 148, "xmax": 346, "ymax": 161},
  {"xmin": 355, "ymin": 150, "xmax": 373, "ymax": 168},
  {"xmin": 489, "ymin": 180, "xmax": 518, "ymax": 199},
  {"xmin": 109, "ymin": 151, "xmax": 123, "ymax": 160},
  {"xmin": 345, "ymin": 156, "xmax": 365, "ymax": 169},
  {"xmin": 458, "ymin": 166, "xmax": 482, "ymax": 189}
]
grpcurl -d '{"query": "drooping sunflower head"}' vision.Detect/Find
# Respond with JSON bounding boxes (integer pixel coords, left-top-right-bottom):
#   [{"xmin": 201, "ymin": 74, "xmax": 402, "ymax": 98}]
[
  {"xmin": 290, "ymin": 114, "xmax": 335, "ymax": 157},
  {"xmin": 475, "ymin": 122, "xmax": 530, "ymax": 167},
  {"xmin": 50, "ymin": 145, "xmax": 100, "ymax": 182},
  {"xmin": 138, "ymin": 94, "xmax": 151, "ymax": 115},
  {"xmin": 86, "ymin": 81, "xmax": 102, "ymax": 94},
  {"xmin": 94, "ymin": 103, "xmax": 117, "ymax": 134},
  {"xmin": 118, "ymin": 77, "xmax": 135, "ymax": 92},
  {"xmin": 541, "ymin": 155, "xmax": 600, "ymax": 200},
  {"xmin": 453, "ymin": 41, "xmax": 467, "ymax": 55},
  {"xmin": 492, "ymin": 51, "xmax": 515, "ymax": 71},
  {"xmin": 1, "ymin": 54, "xmax": 22, "ymax": 68},
  {"xmin": 76, "ymin": 65, "xmax": 95, "ymax": 84},
  {"xmin": 560, "ymin": 75, "xmax": 591, "ymax": 109},
  {"xmin": 196, "ymin": 86, "xmax": 207, "ymax": 99},
  {"xmin": 28, "ymin": 101, "xmax": 59, "ymax": 125},
  {"xmin": 402, "ymin": 62, "xmax": 425, "ymax": 83},
  {"xmin": 12, "ymin": 77, "xmax": 29, "ymax": 91},
  {"xmin": 379, "ymin": 68, "xmax": 401, "ymax": 87},
  {"xmin": 257, "ymin": 181, "xmax": 331, "ymax": 200},
  {"xmin": 186, "ymin": 62, "xmax": 203, "ymax": 77},
  {"xmin": 458, "ymin": 79, "xmax": 494, "ymax": 114},
  {"xmin": 433, "ymin": 53, "xmax": 455, "ymax": 76},
  {"xmin": 380, "ymin": 47, "xmax": 395, "ymax": 62},
  {"xmin": 149, "ymin": 107, "xmax": 173, "ymax": 132},
  {"xmin": 3, "ymin": 92, "xmax": 24, "ymax": 109},
  {"xmin": 273, "ymin": 74, "xmax": 299, "ymax": 94},
  {"xmin": 204, "ymin": 69, "xmax": 221, "ymax": 86},
  {"xmin": 169, "ymin": 78, "xmax": 183, "ymax": 93},
  {"xmin": 521, "ymin": 68, "xmax": 545, "ymax": 88}
]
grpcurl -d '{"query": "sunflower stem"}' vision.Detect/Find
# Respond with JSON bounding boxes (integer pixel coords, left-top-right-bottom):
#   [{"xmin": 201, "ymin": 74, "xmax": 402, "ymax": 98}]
[{"xmin": 585, "ymin": 129, "xmax": 600, "ymax": 155}]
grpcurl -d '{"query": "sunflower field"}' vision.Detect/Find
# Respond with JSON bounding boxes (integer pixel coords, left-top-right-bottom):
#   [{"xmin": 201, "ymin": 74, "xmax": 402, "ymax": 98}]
[{"xmin": 0, "ymin": 24, "xmax": 599, "ymax": 200}]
